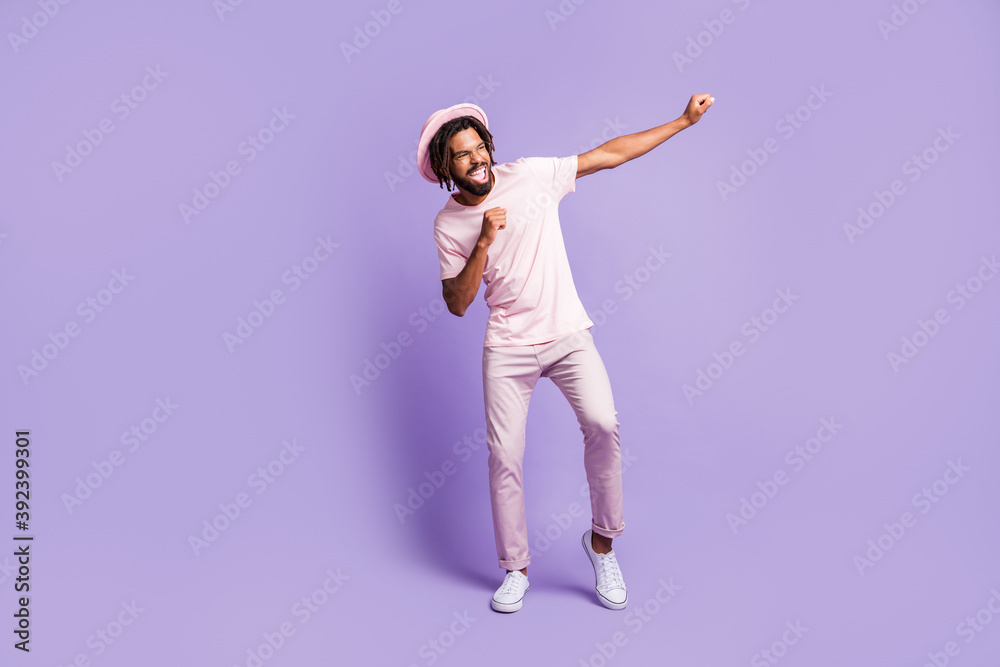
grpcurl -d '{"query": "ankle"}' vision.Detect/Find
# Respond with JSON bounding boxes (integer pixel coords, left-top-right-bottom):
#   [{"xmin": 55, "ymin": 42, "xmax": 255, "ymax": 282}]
[{"xmin": 591, "ymin": 533, "xmax": 613, "ymax": 554}]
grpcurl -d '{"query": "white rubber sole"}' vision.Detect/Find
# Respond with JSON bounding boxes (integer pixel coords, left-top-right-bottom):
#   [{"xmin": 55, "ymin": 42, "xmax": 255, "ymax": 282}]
[
  {"xmin": 582, "ymin": 530, "xmax": 628, "ymax": 610},
  {"xmin": 491, "ymin": 583, "xmax": 528, "ymax": 612}
]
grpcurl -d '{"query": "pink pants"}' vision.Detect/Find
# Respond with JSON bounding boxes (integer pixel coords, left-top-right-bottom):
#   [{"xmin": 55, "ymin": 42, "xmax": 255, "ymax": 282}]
[{"xmin": 482, "ymin": 326, "xmax": 625, "ymax": 570}]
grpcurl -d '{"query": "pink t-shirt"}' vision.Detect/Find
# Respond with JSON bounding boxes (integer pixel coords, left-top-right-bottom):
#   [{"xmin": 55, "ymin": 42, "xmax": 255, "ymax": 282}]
[{"xmin": 433, "ymin": 155, "xmax": 594, "ymax": 347}]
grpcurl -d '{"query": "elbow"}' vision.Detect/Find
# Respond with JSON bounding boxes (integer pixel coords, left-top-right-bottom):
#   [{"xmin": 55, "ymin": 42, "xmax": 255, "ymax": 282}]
[
  {"xmin": 602, "ymin": 146, "xmax": 625, "ymax": 171},
  {"xmin": 444, "ymin": 296, "xmax": 465, "ymax": 317},
  {"xmin": 442, "ymin": 280, "xmax": 472, "ymax": 317}
]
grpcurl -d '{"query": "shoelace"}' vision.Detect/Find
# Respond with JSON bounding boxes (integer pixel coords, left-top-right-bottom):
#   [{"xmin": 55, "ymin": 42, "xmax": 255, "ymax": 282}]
[
  {"xmin": 595, "ymin": 552, "xmax": 624, "ymax": 590},
  {"xmin": 498, "ymin": 572, "xmax": 523, "ymax": 597}
]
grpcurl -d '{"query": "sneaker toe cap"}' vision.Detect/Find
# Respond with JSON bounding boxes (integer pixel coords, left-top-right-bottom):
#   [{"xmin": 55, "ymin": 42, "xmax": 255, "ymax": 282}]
[{"xmin": 600, "ymin": 586, "xmax": 627, "ymax": 605}]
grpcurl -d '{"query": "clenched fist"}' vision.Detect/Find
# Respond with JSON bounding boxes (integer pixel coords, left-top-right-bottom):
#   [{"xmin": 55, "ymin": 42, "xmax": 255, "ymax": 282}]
[
  {"xmin": 479, "ymin": 207, "xmax": 507, "ymax": 246},
  {"xmin": 682, "ymin": 93, "xmax": 715, "ymax": 126}
]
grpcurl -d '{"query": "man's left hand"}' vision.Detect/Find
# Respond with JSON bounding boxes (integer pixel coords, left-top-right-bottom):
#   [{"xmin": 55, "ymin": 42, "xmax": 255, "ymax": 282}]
[{"xmin": 681, "ymin": 94, "xmax": 715, "ymax": 126}]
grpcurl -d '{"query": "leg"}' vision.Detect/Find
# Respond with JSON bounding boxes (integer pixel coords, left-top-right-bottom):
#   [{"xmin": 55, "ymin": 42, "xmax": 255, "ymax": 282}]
[
  {"xmin": 483, "ymin": 344, "xmax": 541, "ymax": 571},
  {"xmin": 540, "ymin": 329, "xmax": 625, "ymax": 544},
  {"xmin": 592, "ymin": 532, "xmax": 614, "ymax": 554}
]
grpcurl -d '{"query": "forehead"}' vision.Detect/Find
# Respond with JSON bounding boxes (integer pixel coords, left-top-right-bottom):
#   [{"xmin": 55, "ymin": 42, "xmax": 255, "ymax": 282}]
[{"xmin": 448, "ymin": 127, "xmax": 485, "ymax": 151}]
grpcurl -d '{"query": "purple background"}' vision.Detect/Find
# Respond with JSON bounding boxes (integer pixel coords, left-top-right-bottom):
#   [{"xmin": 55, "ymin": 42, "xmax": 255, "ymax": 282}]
[{"xmin": 3, "ymin": 0, "xmax": 999, "ymax": 665}]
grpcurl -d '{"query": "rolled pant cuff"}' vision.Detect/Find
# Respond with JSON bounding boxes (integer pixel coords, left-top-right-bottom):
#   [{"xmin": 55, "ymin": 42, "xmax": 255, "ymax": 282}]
[
  {"xmin": 592, "ymin": 520, "xmax": 625, "ymax": 539},
  {"xmin": 499, "ymin": 556, "xmax": 531, "ymax": 571}
]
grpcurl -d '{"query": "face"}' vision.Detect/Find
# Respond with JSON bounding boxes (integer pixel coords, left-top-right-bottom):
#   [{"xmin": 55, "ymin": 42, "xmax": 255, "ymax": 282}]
[{"xmin": 447, "ymin": 127, "xmax": 493, "ymax": 197}]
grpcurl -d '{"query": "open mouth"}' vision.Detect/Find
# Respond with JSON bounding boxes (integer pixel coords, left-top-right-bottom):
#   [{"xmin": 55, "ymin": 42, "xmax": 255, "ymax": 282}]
[{"xmin": 468, "ymin": 165, "xmax": 488, "ymax": 183}]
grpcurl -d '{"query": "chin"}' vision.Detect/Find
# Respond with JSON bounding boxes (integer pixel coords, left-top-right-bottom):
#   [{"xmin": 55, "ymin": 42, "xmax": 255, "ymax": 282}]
[{"xmin": 458, "ymin": 177, "xmax": 491, "ymax": 197}]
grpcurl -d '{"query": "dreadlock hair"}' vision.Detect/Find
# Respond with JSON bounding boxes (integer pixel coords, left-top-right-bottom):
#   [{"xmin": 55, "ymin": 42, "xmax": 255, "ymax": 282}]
[{"xmin": 428, "ymin": 115, "xmax": 496, "ymax": 192}]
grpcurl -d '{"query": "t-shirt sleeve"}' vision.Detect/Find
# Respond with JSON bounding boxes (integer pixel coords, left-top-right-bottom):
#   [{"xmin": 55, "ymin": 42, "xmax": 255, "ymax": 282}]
[
  {"xmin": 434, "ymin": 227, "xmax": 468, "ymax": 280},
  {"xmin": 524, "ymin": 155, "xmax": 578, "ymax": 200}
]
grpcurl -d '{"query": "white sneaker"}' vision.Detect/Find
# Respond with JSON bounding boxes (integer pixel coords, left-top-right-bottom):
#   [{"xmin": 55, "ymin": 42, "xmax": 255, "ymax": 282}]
[
  {"xmin": 492, "ymin": 570, "xmax": 529, "ymax": 612},
  {"xmin": 582, "ymin": 529, "xmax": 627, "ymax": 610}
]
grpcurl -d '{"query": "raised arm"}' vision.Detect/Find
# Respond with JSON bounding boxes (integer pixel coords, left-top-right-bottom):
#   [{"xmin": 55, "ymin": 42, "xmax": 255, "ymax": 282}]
[
  {"xmin": 442, "ymin": 206, "xmax": 507, "ymax": 317},
  {"xmin": 442, "ymin": 242, "xmax": 489, "ymax": 317},
  {"xmin": 576, "ymin": 94, "xmax": 715, "ymax": 178}
]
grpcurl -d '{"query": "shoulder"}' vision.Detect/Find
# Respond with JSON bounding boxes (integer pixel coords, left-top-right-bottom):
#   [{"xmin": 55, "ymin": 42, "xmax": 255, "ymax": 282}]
[
  {"xmin": 519, "ymin": 155, "xmax": 576, "ymax": 175},
  {"xmin": 433, "ymin": 202, "xmax": 466, "ymax": 241},
  {"xmin": 432, "ymin": 204, "xmax": 453, "ymax": 234},
  {"xmin": 514, "ymin": 157, "xmax": 578, "ymax": 190}
]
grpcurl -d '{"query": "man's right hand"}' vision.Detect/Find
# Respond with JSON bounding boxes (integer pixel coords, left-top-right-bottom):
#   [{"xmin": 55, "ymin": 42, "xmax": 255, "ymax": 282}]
[
  {"xmin": 445, "ymin": 207, "xmax": 505, "ymax": 317},
  {"xmin": 479, "ymin": 207, "xmax": 506, "ymax": 246}
]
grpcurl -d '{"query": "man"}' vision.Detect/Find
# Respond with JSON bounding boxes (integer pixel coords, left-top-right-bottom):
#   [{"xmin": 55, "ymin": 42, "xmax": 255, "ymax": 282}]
[{"xmin": 416, "ymin": 94, "xmax": 714, "ymax": 613}]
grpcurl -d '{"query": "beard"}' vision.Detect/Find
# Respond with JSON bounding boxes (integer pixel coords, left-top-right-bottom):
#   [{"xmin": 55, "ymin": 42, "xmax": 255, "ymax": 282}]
[{"xmin": 452, "ymin": 162, "xmax": 493, "ymax": 197}]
